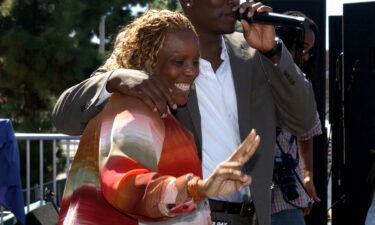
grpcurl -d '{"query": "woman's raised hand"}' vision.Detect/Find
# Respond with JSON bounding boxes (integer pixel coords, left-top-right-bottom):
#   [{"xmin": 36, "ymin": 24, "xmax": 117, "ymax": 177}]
[{"xmin": 198, "ymin": 129, "xmax": 260, "ymax": 198}]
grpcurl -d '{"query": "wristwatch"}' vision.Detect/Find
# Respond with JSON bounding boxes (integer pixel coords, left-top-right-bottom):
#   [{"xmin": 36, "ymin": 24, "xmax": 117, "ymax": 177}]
[{"xmin": 261, "ymin": 38, "xmax": 282, "ymax": 59}]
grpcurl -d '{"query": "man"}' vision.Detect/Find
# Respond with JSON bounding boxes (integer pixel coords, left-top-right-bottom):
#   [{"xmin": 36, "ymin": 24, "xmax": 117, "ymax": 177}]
[{"xmin": 52, "ymin": 1, "xmax": 316, "ymax": 225}]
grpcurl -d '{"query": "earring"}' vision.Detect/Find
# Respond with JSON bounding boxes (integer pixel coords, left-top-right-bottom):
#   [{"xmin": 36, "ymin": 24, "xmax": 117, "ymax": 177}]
[{"xmin": 186, "ymin": 3, "xmax": 191, "ymax": 7}]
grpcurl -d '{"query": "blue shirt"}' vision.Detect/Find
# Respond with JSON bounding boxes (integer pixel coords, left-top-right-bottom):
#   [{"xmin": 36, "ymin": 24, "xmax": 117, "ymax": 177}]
[{"xmin": 0, "ymin": 119, "xmax": 25, "ymax": 225}]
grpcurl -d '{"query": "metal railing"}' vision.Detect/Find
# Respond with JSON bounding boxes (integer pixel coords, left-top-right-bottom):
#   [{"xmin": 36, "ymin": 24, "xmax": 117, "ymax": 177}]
[{"xmin": 0, "ymin": 133, "xmax": 80, "ymax": 224}]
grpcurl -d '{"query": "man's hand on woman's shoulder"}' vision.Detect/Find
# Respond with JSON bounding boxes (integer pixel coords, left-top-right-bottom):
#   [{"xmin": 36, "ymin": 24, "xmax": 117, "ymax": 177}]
[{"xmin": 106, "ymin": 69, "xmax": 177, "ymax": 117}]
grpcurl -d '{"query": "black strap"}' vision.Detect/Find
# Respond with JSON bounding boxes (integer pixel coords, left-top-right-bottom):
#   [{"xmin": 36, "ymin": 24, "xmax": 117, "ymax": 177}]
[
  {"xmin": 274, "ymin": 128, "xmax": 313, "ymax": 208},
  {"xmin": 261, "ymin": 38, "xmax": 282, "ymax": 59}
]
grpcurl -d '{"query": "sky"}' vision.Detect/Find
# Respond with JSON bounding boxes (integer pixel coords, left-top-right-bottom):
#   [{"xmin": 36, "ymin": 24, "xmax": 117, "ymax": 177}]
[
  {"xmin": 326, "ymin": 0, "xmax": 374, "ymax": 47},
  {"xmin": 327, "ymin": 0, "xmax": 374, "ymax": 15},
  {"xmin": 132, "ymin": 0, "xmax": 375, "ymax": 20},
  {"xmin": 133, "ymin": 0, "xmax": 375, "ymax": 25}
]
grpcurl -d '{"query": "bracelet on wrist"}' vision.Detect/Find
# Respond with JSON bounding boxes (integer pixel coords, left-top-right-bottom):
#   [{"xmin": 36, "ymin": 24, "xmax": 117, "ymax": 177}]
[
  {"xmin": 261, "ymin": 38, "xmax": 282, "ymax": 59},
  {"xmin": 187, "ymin": 176, "xmax": 202, "ymax": 202}
]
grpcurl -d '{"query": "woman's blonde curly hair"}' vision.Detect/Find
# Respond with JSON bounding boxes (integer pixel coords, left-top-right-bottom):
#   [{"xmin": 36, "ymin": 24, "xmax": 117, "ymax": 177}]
[{"xmin": 101, "ymin": 10, "xmax": 197, "ymax": 74}]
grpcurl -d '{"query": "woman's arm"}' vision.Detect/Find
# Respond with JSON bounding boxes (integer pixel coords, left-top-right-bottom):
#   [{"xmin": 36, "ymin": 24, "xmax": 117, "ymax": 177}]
[
  {"xmin": 98, "ymin": 94, "xmax": 195, "ymax": 221},
  {"xmin": 97, "ymin": 94, "xmax": 259, "ymax": 221},
  {"xmin": 297, "ymin": 112, "xmax": 323, "ymax": 213}
]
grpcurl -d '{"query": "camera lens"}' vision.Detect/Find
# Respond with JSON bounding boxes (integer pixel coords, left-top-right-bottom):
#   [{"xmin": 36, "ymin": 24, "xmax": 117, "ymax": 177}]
[
  {"xmin": 278, "ymin": 170, "xmax": 299, "ymax": 201},
  {"xmin": 274, "ymin": 154, "xmax": 300, "ymax": 201}
]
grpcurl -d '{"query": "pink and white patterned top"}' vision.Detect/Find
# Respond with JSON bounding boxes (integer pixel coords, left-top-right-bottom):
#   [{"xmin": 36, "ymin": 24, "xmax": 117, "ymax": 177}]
[
  {"xmin": 58, "ymin": 94, "xmax": 211, "ymax": 225},
  {"xmin": 271, "ymin": 113, "xmax": 322, "ymax": 214}
]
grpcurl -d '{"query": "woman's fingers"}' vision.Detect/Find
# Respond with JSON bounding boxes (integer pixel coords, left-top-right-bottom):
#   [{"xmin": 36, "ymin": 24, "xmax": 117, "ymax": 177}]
[
  {"xmin": 215, "ymin": 167, "xmax": 251, "ymax": 184},
  {"xmin": 215, "ymin": 162, "xmax": 252, "ymax": 183},
  {"xmin": 229, "ymin": 129, "xmax": 255, "ymax": 160},
  {"xmin": 220, "ymin": 161, "xmax": 242, "ymax": 168},
  {"xmin": 239, "ymin": 134, "xmax": 260, "ymax": 164},
  {"xmin": 229, "ymin": 129, "xmax": 260, "ymax": 164}
]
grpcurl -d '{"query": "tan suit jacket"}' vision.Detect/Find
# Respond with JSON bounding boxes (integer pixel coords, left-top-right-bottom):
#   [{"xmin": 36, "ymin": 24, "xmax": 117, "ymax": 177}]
[{"xmin": 52, "ymin": 32, "xmax": 316, "ymax": 225}]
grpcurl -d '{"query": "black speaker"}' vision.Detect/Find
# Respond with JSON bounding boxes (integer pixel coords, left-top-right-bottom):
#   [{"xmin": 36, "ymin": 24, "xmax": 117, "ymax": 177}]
[
  {"xmin": 338, "ymin": 2, "xmax": 375, "ymax": 225},
  {"xmin": 328, "ymin": 15, "xmax": 346, "ymax": 225},
  {"xmin": 15, "ymin": 203, "xmax": 58, "ymax": 225},
  {"xmin": 328, "ymin": 16, "xmax": 342, "ymax": 124},
  {"xmin": 344, "ymin": 2, "xmax": 375, "ymax": 130}
]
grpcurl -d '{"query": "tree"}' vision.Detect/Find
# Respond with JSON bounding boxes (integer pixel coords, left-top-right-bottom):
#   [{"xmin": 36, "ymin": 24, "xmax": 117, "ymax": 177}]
[
  {"xmin": 0, "ymin": 0, "xmax": 154, "ymax": 192},
  {"xmin": 0, "ymin": 0, "xmax": 153, "ymax": 132},
  {"xmin": 149, "ymin": 0, "xmax": 181, "ymax": 11}
]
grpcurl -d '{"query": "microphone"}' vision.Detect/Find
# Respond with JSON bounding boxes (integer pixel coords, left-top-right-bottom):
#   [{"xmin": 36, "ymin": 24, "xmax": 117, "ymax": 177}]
[{"xmin": 235, "ymin": 9, "xmax": 308, "ymax": 29}]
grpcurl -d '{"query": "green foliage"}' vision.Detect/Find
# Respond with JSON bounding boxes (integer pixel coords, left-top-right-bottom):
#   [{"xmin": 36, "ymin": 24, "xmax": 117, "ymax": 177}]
[
  {"xmin": 0, "ymin": 0, "xmax": 155, "ymax": 191},
  {"xmin": 0, "ymin": 0, "xmax": 153, "ymax": 132},
  {"xmin": 149, "ymin": 0, "xmax": 181, "ymax": 11}
]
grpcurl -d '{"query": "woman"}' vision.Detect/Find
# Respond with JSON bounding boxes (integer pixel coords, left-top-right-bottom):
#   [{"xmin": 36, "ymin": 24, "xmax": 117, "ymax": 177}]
[
  {"xmin": 275, "ymin": 11, "xmax": 319, "ymax": 80},
  {"xmin": 58, "ymin": 10, "xmax": 260, "ymax": 225},
  {"xmin": 271, "ymin": 11, "xmax": 321, "ymax": 225}
]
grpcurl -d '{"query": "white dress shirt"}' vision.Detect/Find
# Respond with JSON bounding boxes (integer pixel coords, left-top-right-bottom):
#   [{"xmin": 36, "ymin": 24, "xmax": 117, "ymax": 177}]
[{"xmin": 196, "ymin": 38, "xmax": 251, "ymax": 203}]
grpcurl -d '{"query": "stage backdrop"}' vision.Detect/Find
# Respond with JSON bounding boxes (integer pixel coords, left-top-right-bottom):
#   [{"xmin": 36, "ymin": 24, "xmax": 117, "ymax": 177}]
[{"xmin": 340, "ymin": 2, "xmax": 375, "ymax": 225}]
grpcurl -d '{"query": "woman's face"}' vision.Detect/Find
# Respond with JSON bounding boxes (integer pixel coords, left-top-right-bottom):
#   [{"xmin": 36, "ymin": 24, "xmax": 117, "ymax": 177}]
[
  {"xmin": 290, "ymin": 28, "xmax": 315, "ymax": 66},
  {"xmin": 301, "ymin": 28, "xmax": 315, "ymax": 63},
  {"xmin": 154, "ymin": 29, "xmax": 200, "ymax": 106}
]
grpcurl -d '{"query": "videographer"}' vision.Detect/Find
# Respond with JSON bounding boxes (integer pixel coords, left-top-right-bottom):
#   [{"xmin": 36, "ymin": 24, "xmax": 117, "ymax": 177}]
[{"xmin": 271, "ymin": 11, "xmax": 322, "ymax": 225}]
